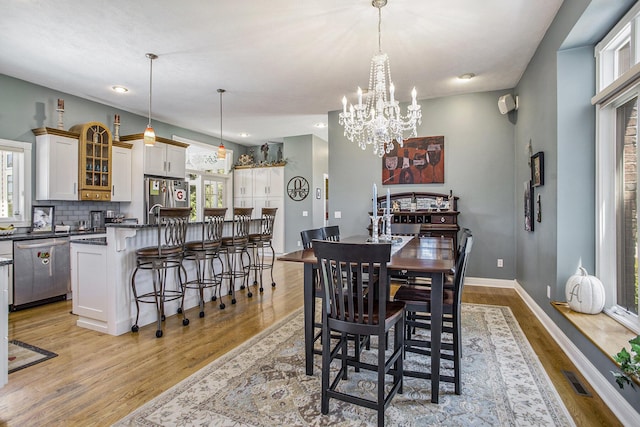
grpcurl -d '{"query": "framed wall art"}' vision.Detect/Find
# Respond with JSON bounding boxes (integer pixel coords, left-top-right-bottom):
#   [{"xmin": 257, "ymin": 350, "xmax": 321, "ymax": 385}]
[
  {"xmin": 524, "ymin": 181, "xmax": 534, "ymax": 232},
  {"xmin": 31, "ymin": 205, "xmax": 54, "ymax": 233},
  {"xmin": 531, "ymin": 151, "xmax": 544, "ymax": 187},
  {"xmin": 381, "ymin": 136, "xmax": 444, "ymax": 185}
]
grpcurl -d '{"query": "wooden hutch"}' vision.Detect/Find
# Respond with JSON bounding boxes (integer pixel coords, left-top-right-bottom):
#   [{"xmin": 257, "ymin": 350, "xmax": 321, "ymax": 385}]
[{"xmin": 372, "ymin": 191, "xmax": 461, "ymax": 248}]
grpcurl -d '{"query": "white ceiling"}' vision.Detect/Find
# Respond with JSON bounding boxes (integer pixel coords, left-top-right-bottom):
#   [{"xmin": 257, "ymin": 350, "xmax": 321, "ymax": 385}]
[{"xmin": 0, "ymin": 0, "xmax": 563, "ymax": 147}]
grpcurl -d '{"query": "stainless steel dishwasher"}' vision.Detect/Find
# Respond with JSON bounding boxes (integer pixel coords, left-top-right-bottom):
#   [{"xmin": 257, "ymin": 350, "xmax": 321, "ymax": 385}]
[{"xmin": 12, "ymin": 237, "xmax": 70, "ymax": 310}]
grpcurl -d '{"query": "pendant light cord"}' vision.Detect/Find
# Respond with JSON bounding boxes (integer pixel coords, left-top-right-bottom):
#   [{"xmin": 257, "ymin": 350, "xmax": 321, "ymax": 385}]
[
  {"xmin": 146, "ymin": 53, "xmax": 157, "ymax": 127},
  {"xmin": 218, "ymin": 88, "xmax": 225, "ymax": 143}
]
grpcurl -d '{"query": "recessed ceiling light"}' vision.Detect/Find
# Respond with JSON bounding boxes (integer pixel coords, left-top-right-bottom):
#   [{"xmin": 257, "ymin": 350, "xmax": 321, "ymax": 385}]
[
  {"xmin": 112, "ymin": 85, "xmax": 129, "ymax": 93},
  {"xmin": 458, "ymin": 73, "xmax": 475, "ymax": 80},
  {"xmin": 239, "ymin": 132, "xmax": 250, "ymax": 138},
  {"xmin": 314, "ymin": 122, "xmax": 327, "ymax": 128}
]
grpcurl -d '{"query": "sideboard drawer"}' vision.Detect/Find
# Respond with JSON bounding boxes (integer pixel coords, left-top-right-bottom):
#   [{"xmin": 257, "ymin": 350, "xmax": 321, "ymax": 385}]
[{"xmin": 431, "ymin": 214, "xmax": 455, "ymax": 224}]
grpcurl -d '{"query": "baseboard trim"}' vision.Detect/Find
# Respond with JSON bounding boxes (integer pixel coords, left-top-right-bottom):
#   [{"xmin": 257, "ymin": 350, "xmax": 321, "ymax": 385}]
[
  {"xmin": 465, "ymin": 276, "xmax": 515, "ymax": 288},
  {"xmin": 513, "ymin": 280, "xmax": 640, "ymax": 426}
]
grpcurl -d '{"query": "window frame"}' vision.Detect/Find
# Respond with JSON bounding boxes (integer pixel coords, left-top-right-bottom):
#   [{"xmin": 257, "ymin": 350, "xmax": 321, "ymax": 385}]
[
  {"xmin": 595, "ymin": 2, "xmax": 640, "ymax": 334},
  {"xmin": 0, "ymin": 138, "xmax": 32, "ymax": 227}
]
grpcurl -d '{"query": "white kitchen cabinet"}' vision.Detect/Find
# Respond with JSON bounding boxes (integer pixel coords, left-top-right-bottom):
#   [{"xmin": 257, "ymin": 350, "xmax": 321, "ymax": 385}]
[
  {"xmin": 253, "ymin": 167, "xmax": 284, "ymax": 198},
  {"xmin": 71, "ymin": 242, "xmax": 108, "ymax": 331},
  {"xmin": 234, "ymin": 168, "xmax": 253, "ymax": 197},
  {"xmin": 143, "ymin": 141, "xmax": 186, "ymax": 178},
  {"xmin": 233, "ymin": 166, "xmax": 285, "ymax": 253},
  {"xmin": 111, "ymin": 143, "xmax": 132, "ymax": 202},
  {"xmin": 33, "ymin": 128, "xmax": 79, "ymax": 200}
]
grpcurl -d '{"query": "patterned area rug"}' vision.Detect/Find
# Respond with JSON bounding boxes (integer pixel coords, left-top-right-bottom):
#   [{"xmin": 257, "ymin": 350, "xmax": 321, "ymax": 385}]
[
  {"xmin": 8, "ymin": 340, "xmax": 57, "ymax": 374},
  {"xmin": 114, "ymin": 304, "xmax": 575, "ymax": 426}
]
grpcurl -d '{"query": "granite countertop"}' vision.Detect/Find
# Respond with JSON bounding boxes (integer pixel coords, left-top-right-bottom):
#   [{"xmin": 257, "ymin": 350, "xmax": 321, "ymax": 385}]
[{"xmin": 0, "ymin": 230, "xmax": 107, "ymax": 242}]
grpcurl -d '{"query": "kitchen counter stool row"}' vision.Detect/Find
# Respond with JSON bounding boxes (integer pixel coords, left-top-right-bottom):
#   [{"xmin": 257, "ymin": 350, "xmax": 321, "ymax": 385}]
[{"xmin": 130, "ymin": 206, "xmax": 278, "ymax": 338}]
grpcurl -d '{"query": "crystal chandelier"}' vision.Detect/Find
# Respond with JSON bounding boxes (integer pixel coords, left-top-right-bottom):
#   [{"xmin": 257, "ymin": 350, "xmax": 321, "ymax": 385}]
[{"xmin": 339, "ymin": 0, "xmax": 421, "ymax": 157}]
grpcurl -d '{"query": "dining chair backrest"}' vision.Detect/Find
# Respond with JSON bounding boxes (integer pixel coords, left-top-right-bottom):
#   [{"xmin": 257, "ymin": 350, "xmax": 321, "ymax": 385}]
[
  {"xmin": 203, "ymin": 207, "xmax": 227, "ymax": 243},
  {"xmin": 389, "ymin": 223, "xmax": 421, "ymax": 236},
  {"xmin": 457, "ymin": 227, "xmax": 471, "ymax": 258},
  {"xmin": 322, "ymin": 225, "xmax": 340, "ymax": 242},
  {"xmin": 313, "ymin": 240, "xmax": 391, "ymax": 328},
  {"xmin": 156, "ymin": 207, "xmax": 191, "ymax": 255},
  {"xmin": 300, "ymin": 228, "xmax": 326, "ymax": 249},
  {"xmin": 452, "ymin": 232, "xmax": 473, "ymax": 305}
]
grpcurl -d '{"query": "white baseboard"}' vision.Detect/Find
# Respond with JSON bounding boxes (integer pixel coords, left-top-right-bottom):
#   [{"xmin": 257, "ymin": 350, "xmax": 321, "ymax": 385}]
[
  {"xmin": 512, "ymin": 280, "xmax": 640, "ymax": 426},
  {"xmin": 465, "ymin": 276, "xmax": 515, "ymax": 288}
]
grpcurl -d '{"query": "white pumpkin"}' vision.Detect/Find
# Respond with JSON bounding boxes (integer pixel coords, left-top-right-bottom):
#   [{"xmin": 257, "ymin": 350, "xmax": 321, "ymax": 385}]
[{"xmin": 565, "ymin": 267, "xmax": 605, "ymax": 314}]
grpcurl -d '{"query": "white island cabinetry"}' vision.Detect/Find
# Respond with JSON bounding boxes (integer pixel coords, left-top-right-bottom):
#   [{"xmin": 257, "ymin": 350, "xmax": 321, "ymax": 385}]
[
  {"xmin": 71, "ymin": 240, "xmax": 108, "ymax": 332},
  {"xmin": 1, "ymin": 259, "xmax": 11, "ymax": 389}
]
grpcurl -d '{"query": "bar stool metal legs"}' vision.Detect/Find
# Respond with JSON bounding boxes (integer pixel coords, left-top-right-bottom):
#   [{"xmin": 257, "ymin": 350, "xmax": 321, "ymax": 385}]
[
  {"xmin": 220, "ymin": 207, "xmax": 253, "ymax": 305},
  {"xmin": 131, "ymin": 207, "xmax": 191, "ymax": 338},
  {"xmin": 248, "ymin": 207, "xmax": 278, "ymax": 295},
  {"xmin": 182, "ymin": 208, "xmax": 227, "ymax": 314}
]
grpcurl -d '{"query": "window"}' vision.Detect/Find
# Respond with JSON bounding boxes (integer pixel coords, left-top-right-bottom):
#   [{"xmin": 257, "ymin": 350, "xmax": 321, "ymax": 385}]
[
  {"xmin": 0, "ymin": 138, "xmax": 32, "ymax": 227},
  {"xmin": 173, "ymin": 135, "xmax": 232, "ymax": 222},
  {"xmin": 595, "ymin": 3, "xmax": 640, "ymax": 332}
]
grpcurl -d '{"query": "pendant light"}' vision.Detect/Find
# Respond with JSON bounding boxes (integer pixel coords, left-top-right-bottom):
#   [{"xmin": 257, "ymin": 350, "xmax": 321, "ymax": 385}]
[
  {"xmin": 144, "ymin": 53, "xmax": 158, "ymax": 146},
  {"xmin": 217, "ymin": 88, "xmax": 226, "ymax": 160}
]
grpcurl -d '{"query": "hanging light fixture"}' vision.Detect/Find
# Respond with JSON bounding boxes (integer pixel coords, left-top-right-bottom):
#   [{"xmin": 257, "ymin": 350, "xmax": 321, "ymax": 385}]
[
  {"xmin": 143, "ymin": 53, "xmax": 158, "ymax": 146},
  {"xmin": 339, "ymin": 0, "xmax": 421, "ymax": 157},
  {"xmin": 217, "ymin": 88, "xmax": 226, "ymax": 160}
]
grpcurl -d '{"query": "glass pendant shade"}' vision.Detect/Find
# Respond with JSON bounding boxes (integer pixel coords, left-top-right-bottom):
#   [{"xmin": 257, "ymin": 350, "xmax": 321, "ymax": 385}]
[
  {"xmin": 218, "ymin": 142, "xmax": 226, "ymax": 160},
  {"xmin": 144, "ymin": 125, "xmax": 156, "ymax": 146},
  {"xmin": 144, "ymin": 53, "xmax": 158, "ymax": 147}
]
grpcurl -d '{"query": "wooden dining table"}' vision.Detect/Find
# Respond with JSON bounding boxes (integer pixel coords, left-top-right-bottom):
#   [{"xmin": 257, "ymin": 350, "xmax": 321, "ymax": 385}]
[{"xmin": 278, "ymin": 235, "xmax": 455, "ymax": 404}]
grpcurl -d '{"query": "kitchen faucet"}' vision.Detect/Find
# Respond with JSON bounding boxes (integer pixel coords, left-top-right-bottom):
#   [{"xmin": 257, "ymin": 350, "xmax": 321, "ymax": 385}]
[{"xmin": 148, "ymin": 203, "xmax": 163, "ymax": 214}]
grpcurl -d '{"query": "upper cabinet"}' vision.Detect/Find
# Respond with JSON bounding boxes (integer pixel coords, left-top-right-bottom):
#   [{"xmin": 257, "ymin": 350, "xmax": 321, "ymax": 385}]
[
  {"xmin": 69, "ymin": 122, "xmax": 112, "ymax": 201},
  {"xmin": 140, "ymin": 140, "xmax": 187, "ymax": 179},
  {"xmin": 111, "ymin": 142, "xmax": 133, "ymax": 202},
  {"xmin": 33, "ymin": 128, "xmax": 79, "ymax": 201}
]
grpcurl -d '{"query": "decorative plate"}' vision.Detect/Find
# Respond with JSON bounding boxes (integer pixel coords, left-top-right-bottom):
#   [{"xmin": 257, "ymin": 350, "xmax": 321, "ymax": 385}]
[{"xmin": 237, "ymin": 154, "xmax": 253, "ymax": 166}]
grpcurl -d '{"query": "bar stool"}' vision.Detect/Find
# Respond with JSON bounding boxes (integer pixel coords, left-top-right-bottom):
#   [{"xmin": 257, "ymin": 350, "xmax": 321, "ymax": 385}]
[
  {"xmin": 219, "ymin": 207, "xmax": 253, "ymax": 305},
  {"xmin": 182, "ymin": 208, "xmax": 227, "ymax": 315},
  {"xmin": 247, "ymin": 207, "xmax": 277, "ymax": 296},
  {"xmin": 131, "ymin": 207, "xmax": 191, "ymax": 338}
]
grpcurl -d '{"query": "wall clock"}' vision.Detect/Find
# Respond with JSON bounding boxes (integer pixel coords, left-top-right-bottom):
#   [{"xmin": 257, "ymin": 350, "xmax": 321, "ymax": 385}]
[{"xmin": 287, "ymin": 176, "xmax": 309, "ymax": 201}]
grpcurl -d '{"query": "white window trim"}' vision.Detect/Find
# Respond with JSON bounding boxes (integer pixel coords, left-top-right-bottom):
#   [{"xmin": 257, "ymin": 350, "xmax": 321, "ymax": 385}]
[
  {"xmin": 0, "ymin": 138, "xmax": 32, "ymax": 227},
  {"xmin": 595, "ymin": 2, "xmax": 640, "ymax": 333}
]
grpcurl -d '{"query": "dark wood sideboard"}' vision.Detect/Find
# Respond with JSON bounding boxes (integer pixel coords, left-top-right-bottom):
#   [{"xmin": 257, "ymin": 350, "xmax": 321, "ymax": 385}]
[{"xmin": 371, "ymin": 191, "xmax": 461, "ymax": 248}]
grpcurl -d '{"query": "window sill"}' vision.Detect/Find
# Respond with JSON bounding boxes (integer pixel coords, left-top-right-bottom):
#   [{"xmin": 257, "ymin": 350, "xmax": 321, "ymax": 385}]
[{"xmin": 552, "ymin": 301, "xmax": 639, "ymax": 386}]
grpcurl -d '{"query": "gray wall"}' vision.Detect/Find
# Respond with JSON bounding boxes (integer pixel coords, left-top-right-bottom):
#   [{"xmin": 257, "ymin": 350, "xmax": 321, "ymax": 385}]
[
  {"xmin": 283, "ymin": 135, "xmax": 315, "ymax": 251},
  {"xmin": 327, "ymin": 91, "xmax": 516, "ymax": 280},
  {"xmin": 0, "ymin": 74, "xmax": 245, "ymax": 162},
  {"xmin": 514, "ymin": 0, "xmax": 640, "ymax": 409}
]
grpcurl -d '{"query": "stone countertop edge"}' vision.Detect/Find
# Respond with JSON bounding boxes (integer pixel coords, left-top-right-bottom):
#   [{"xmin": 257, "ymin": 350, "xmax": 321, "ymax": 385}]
[{"xmin": 70, "ymin": 237, "xmax": 108, "ymax": 246}]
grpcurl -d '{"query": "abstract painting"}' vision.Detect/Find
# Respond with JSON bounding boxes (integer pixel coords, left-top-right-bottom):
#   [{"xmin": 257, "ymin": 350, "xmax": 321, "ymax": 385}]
[{"xmin": 382, "ymin": 136, "xmax": 444, "ymax": 185}]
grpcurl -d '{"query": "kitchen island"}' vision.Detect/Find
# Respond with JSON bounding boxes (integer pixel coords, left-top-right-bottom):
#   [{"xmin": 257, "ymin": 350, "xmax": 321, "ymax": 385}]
[{"xmin": 71, "ymin": 222, "xmax": 244, "ymax": 336}]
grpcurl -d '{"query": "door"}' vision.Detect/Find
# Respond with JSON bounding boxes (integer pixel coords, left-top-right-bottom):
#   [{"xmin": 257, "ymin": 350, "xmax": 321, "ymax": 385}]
[{"xmin": 111, "ymin": 146, "xmax": 132, "ymax": 201}]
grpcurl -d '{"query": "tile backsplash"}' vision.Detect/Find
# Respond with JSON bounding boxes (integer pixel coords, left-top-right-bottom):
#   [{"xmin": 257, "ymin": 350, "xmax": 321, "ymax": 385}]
[{"xmin": 33, "ymin": 200, "xmax": 121, "ymax": 228}]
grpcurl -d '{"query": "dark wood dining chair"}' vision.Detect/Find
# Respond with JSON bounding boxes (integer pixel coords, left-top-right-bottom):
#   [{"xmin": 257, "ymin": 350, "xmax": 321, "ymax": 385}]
[
  {"xmin": 393, "ymin": 231, "xmax": 473, "ymax": 395},
  {"xmin": 314, "ymin": 240, "xmax": 405, "ymax": 427},
  {"xmin": 300, "ymin": 228, "xmax": 327, "ymax": 355},
  {"xmin": 322, "ymin": 225, "xmax": 340, "ymax": 241}
]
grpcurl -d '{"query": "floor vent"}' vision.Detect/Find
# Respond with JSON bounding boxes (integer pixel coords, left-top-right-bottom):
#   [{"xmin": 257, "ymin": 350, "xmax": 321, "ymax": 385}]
[{"xmin": 562, "ymin": 370, "xmax": 591, "ymax": 397}]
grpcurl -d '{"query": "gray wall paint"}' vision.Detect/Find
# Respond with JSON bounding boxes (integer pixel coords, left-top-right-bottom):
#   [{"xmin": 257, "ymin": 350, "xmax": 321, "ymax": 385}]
[
  {"xmin": 283, "ymin": 135, "xmax": 315, "ymax": 251},
  {"xmin": 311, "ymin": 135, "xmax": 329, "ymax": 229},
  {"xmin": 514, "ymin": 0, "xmax": 639, "ymax": 410},
  {"xmin": 0, "ymin": 74, "xmax": 245, "ymax": 160},
  {"xmin": 328, "ymin": 90, "xmax": 516, "ymax": 280}
]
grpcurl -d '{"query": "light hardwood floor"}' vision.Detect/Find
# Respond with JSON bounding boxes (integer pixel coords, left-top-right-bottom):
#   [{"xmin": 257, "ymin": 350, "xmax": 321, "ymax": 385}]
[{"xmin": 0, "ymin": 261, "xmax": 620, "ymax": 426}]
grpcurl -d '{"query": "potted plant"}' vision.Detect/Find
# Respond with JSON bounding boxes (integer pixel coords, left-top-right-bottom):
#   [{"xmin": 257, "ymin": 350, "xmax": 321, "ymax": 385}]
[{"xmin": 612, "ymin": 335, "xmax": 640, "ymax": 390}]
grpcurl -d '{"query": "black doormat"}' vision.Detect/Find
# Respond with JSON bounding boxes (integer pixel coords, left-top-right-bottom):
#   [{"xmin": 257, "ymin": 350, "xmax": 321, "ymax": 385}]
[{"xmin": 8, "ymin": 340, "xmax": 58, "ymax": 374}]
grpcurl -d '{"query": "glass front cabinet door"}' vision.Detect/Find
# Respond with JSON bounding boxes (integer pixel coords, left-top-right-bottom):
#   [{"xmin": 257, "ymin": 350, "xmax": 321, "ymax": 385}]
[{"xmin": 70, "ymin": 122, "xmax": 113, "ymax": 200}]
